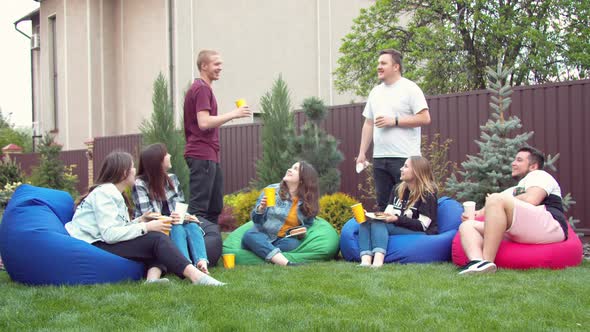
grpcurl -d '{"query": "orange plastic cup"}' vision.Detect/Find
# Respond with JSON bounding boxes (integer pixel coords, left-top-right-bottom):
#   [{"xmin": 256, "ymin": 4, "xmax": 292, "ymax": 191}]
[
  {"xmin": 351, "ymin": 203, "xmax": 366, "ymax": 223},
  {"xmin": 158, "ymin": 217, "xmax": 173, "ymax": 235}
]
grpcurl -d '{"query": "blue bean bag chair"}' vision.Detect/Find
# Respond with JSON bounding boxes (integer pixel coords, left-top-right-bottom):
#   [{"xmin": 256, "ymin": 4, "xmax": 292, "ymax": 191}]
[
  {"xmin": 0, "ymin": 184, "xmax": 143, "ymax": 285},
  {"xmin": 340, "ymin": 197, "xmax": 463, "ymax": 263},
  {"xmin": 223, "ymin": 218, "xmax": 340, "ymax": 265}
]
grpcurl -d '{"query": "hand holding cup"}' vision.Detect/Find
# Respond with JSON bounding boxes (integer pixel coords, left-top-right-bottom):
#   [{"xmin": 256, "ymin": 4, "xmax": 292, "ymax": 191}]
[
  {"xmin": 256, "ymin": 196, "xmax": 268, "ymax": 214},
  {"xmin": 146, "ymin": 217, "xmax": 172, "ymax": 235},
  {"xmin": 462, "ymin": 201, "xmax": 476, "ymax": 222},
  {"xmin": 234, "ymin": 99, "xmax": 252, "ymax": 119}
]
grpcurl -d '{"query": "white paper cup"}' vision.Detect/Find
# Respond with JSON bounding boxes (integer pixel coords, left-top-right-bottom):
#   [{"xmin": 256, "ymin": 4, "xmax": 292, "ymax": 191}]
[
  {"xmin": 463, "ymin": 201, "xmax": 476, "ymax": 220},
  {"xmin": 175, "ymin": 202, "xmax": 189, "ymax": 224}
]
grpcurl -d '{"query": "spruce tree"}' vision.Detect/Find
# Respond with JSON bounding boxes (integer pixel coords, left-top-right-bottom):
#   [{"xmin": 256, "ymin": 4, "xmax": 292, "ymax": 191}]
[
  {"xmin": 29, "ymin": 134, "xmax": 78, "ymax": 196},
  {"xmin": 139, "ymin": 73, "xmax": 189, "ymax": 198},
  {"xmin": 446, "ymin": 63, "xmax": 534, "ymax": 206},
  {"xmin": 254, "ymin": 75, "xmax": 297, "ymax": 187},
  {"xmin": 288, "ymin": 97, "xmax": 344, "ymax": 195}
]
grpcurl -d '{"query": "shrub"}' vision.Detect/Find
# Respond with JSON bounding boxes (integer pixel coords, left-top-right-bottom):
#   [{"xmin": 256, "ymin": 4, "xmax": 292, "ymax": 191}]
[
  {"xmin": 0, "ymin": 181, "xmax": 23, "ymax": 209},
  {"xmin": 224, "ymin": 189, "xmax": 261, "ymax": 227},
  {"xmin": 28, "ymin": 134, "xmax": 78, "ymax": 197},
  {"xmin": 218, "ymin": 205, "xmax": 238, "ymax": 232},
  {"xmin": 140, "ymin": 73, "xmax": 190, "ymax": 200},
  {"xmin": 318, "ymin": 192, "xmax": 359, "ymax": 233},
  {"xmin": 0, "ymin": 155, "xmax": 24, "ymax": 188},
  {"xmin": 356, "ymin": 164, "xmax": 377, "ymax": 211},
  {"xmin": 287, "ymin": 97, "xmax": 344, "ymax": 195},
  {"xmin": 253, "ymin": 75, "xmax": 296, "ymax": 188},
  {"xmin": 421, "ymin": 133, "xmax": 458, "ymax": 196}
]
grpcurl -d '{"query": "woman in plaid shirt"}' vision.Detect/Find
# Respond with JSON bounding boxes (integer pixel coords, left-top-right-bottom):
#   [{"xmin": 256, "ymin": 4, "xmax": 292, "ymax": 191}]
[{"xmin": 132, "ymin": 144, "xmax": 210, "ymax": 274}]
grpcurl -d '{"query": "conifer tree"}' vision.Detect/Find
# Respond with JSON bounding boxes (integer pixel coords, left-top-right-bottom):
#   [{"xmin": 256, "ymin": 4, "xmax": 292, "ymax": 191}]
[
  {"xmin": 139, "ymin": 73, "xmax": 189, "ymax": 198},
  {"xmin": 288, "ymin": 97, "xmax": 343, "ymax": 195},
  {"xmin": 254, "ymin": 75, "xmax": 297, "ymax": 187},
  {"xmin": 446, "ymin": 63, "xmax": 534, "ymax": 206},
  {"xmin": 29, "ymin": 134, "xmax": 78, "ymax": 196}
]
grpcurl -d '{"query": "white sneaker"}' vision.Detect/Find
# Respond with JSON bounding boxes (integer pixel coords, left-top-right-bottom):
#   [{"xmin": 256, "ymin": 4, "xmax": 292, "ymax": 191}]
[
  {"xmin": 458, "ymin": 260, "xmax": 497, "ymax": 275},
  {"xmin": 144, "ymin": 278, "xmax": 170, "ymax": 284}
]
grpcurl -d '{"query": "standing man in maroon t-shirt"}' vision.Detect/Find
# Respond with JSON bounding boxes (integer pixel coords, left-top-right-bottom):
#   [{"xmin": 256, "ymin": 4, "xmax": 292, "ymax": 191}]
[{"xmin": 183, "ymin": 49, "xmax": 251, "ymax": 265}]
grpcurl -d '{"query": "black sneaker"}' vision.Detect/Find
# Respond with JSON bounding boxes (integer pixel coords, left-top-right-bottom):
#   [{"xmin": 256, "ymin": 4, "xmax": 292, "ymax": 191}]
[
  {"xmin": 458, "ymin": 260, "xmax": 481, "ymax": 271},
  {"xmin": 459, "ymin": 260, "xmax": 497, "ymax": 275}
]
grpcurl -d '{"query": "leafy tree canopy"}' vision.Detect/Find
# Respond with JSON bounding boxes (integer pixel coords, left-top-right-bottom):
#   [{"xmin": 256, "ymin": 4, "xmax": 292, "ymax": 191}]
[{"xmin": 335, "ymin": 0, "xmax": 590, "ymax": 96}]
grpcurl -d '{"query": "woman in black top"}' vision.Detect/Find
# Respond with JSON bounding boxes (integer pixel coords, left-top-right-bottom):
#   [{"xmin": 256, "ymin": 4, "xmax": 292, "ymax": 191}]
[{"xmin": 358, "ymin": 156, "xmax": 438, "ymax": 267}]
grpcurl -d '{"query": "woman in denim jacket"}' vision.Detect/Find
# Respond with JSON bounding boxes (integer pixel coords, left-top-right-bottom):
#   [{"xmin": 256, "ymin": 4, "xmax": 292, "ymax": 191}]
[
  {"xmin": 242, "ymin": 161, "xmax": 319, "ymax": 266},
  {"xmin": 132, "ymin": 144, "xmax": 210, "ymax": 274}
]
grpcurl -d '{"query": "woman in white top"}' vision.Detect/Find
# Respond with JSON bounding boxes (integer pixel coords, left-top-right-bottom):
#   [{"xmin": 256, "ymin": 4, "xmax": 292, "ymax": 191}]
[{"xmin": 65, "ymin": 151, "xmax": 224, "ymax": 286}]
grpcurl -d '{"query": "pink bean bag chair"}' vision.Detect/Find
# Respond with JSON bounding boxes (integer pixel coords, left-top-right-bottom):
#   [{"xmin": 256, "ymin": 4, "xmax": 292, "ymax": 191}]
[{"xmin": 452, "ymin": 216, "xmax": 583, "ymax": 269}]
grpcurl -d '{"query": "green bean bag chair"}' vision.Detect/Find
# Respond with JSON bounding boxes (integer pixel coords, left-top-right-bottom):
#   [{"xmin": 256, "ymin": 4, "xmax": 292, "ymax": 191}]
[{"xmin": 222, "ymin": 218, "xmax": 339, "ymax": 265}]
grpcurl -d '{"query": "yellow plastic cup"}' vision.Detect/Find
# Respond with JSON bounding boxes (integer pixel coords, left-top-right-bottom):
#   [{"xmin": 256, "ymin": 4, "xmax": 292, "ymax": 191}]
[
  {"xmin": 264, "ymin": 187, "xmax": 276, "ymax": 207},
  {"xmin": 351, "ymin": 203, "xmax": 366, "ymax": 223},
  {"xmin": 222, "ymin": 254, "xmax": 236, "ymax": 269},
  {"xmin": 158, "ymin": 217, "xmax": 173, "ymax": 235},
  {"xmin": 235, "ymin": 99, "xmax": 247, "ymax": 108}
]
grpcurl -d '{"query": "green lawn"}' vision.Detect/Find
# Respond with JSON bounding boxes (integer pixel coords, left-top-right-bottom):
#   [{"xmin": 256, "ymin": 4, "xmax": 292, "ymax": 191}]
[{"xmin": 1, "ymin": 260, "xmax": 588, "ymax": 331}]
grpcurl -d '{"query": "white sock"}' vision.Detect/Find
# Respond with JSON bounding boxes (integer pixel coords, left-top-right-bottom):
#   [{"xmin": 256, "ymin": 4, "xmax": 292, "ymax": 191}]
[{"xmin": 193, "ymin": 275, "xmax": 226, "ymax": 286}]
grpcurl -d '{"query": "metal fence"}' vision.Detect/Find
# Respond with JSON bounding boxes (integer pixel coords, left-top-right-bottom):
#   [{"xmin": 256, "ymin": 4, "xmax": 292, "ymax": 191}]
[{"xmin": 6, "ymin": 79, "xmax": 589, "ymax": 234}]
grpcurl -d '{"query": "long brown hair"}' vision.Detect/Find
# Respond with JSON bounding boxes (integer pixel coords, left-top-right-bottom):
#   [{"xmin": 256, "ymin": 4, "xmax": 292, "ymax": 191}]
[
  {"xmin": 396, "ymin": 156, "xmax": 437, "ymax": 209},
  {"xmin": 279, "ymin": 161, "xmax": 319, "ymax": 217},
  {"xmin": 136, "ymin": 143, "xmax": 173, "ymax": 201},
  {"xmin": 77, "ymin": 151, "xmax": 134, "ymax": 217}
]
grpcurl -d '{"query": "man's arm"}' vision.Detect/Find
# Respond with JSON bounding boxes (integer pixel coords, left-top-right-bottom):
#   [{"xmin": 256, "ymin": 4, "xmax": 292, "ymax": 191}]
[
  {"xmin": 374, "ymin": 109, "xmax": 431, "ymax": 128},
  {"xmin": 196, "ymin": 106, "xmax": 251, "ymax": 130},
  {"xmin": 356, "ymin": 118, "xmax": 374, "ymax": 164},
  {"xmin": 515, "ymin": 186, "xmax": 547, "ymax": 206}
]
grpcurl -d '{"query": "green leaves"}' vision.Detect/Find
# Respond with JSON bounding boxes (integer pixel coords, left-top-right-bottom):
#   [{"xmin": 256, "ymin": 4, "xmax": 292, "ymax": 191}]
[{"xmin": 336, "ymin": 0, "xmax": 590, "ymax": 96}]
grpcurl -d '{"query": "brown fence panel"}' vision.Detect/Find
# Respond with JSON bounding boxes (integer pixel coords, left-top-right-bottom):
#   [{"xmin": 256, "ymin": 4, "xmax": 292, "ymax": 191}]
[
  {"xmin": 423, "ymin": 80, "xmax": 590, "ymax": 234},
  {"xmin": 9, "ymin": 150, "xmax": 88, "ymax": 194},
  {"xmin": 92, "ymin": 134, "xmax": 143, "ymax": 180},
  {"xmin": 7, "ymin": 80, "xmax": 588, "ymax": 233},
  {"xmin": 219, "ymin": 123, "xmax": 262, "ymax": 194}
]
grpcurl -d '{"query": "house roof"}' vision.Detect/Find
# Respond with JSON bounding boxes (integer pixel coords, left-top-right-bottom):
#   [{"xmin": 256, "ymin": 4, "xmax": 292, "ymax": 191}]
[{"xmin": 14, "ymin": 8, "xmax": 39, "ymax": 25}]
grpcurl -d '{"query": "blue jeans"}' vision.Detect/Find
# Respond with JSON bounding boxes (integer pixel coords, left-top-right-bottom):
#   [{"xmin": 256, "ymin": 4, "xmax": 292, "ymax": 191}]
[
  {"xmin": 169, "ymin": 223, "xmax": 208, "ymax": 264},
  {"xmin": 373, "ymin": 158, "xmax": 406, "ymax": 211},
  {"xmin": 241, "ymin": 228, "xmax": 301, "ymax": 261},
  {"xmin": 358, "ymin": 221, "xmax": 422, "ymax": 256}
]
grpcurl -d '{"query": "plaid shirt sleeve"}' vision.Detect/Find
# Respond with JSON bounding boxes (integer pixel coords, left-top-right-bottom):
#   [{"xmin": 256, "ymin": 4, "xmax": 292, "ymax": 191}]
[
  {"xmin": 170, "ymin": 174, "xmax": 185, "ymax": 203},
  {"xmin": 131, "ymin": 179, "xmax": 154, "ymax": 218}
]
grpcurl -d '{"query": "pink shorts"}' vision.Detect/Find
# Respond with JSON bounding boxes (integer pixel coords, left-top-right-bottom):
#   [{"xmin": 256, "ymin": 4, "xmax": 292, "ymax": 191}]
[{"xmin": 505, "ymin": 198, "xmax": 565, "ymax": 244}]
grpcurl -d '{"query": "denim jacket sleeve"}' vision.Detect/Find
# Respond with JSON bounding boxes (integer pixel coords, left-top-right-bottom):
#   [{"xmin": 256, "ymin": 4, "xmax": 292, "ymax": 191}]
[{"xmin": 251, "ymin": 190, "xmax": 267, "ymax": 225}]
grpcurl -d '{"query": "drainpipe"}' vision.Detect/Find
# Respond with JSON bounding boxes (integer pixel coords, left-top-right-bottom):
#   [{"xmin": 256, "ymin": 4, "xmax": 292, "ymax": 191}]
[
  {"xmin": 168, "ymin": 0, "xmax": 175, "ymax": 117},
  {"xmin": 14, "ymin": 21, "xmax": 37, "ymax": 151}
]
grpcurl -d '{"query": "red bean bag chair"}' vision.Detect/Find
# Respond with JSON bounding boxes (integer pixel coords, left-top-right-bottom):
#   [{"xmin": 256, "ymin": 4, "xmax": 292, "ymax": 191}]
[{"xmin": 452, "ymin": 216, "xmax": 583, "ymax": 269}]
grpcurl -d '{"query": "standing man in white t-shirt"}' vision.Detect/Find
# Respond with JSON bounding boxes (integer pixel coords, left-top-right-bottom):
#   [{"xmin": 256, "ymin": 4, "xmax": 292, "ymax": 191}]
[
  {"xmin": 356, "ymin": 49, "xmax": 431, "ymax": 212},
  {"xmin": 458, "ymin": 147, "xmax": 568, "ymax": 275}
]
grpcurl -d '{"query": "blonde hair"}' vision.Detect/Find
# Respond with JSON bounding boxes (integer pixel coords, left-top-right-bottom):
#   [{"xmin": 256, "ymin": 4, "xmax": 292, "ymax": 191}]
[
  {"xmin": 196, "ymin": 50, "xmax": 219, "ymax": 71},
  {"xmin": 396, "ymin": 156, "xmax": 437, "ymax": 209}
]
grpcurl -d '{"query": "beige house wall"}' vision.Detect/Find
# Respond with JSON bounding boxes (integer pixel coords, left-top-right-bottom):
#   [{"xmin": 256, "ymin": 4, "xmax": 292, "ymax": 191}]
[{"xmin": 31, "ymin": 0, "xmax": 374, "ymax": 149}]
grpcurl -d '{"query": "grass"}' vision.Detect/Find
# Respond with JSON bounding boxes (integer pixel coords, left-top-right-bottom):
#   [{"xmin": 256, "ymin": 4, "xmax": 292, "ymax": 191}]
[{"xmin": 1, "ymin": 260, "xmax": 589, "ymax": 331}]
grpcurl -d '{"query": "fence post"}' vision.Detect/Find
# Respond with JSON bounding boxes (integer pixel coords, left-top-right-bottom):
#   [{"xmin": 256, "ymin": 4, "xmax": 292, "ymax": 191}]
[{"xmin": 84, "ymin": 139, "xmax": 94, "ymax": 187}]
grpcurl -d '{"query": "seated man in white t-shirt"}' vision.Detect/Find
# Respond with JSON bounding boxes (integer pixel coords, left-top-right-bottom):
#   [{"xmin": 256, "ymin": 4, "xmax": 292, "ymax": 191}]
[{"xmin": 458, "ymin": 147, "xmax": 568, "ymax": 275}]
